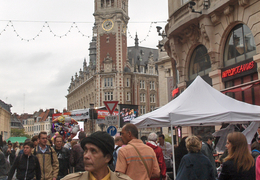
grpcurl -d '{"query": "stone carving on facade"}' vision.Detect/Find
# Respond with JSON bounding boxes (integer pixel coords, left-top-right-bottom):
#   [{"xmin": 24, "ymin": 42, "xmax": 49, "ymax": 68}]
[
  {"xmin": 224, "ymin": 6, "xmax": 234, "ymax": 16},
  {"xmin": 238, "ymin": 0, "xmax": 249, "ymax": 7},
  {"xmin": 177, "ymin": 24, "xmax": 200, "ymax": 44},
  {"xmin": 169, "ymin": 38, "xmax": 178, "ymax": 60},
  {"xmin": 210, "ymin": 13, "xmax": 220, "ymax": 25},
  {"xmin": 201, "ymin": 24, "xmax": 209, "ymax": 41},
  {"xmin": 208, "ymin": 51, "xmax": 219, "ymax": 70},
  {"xmin": 104, "ymin": 53, "xmax": 113, "ymax": 63}
]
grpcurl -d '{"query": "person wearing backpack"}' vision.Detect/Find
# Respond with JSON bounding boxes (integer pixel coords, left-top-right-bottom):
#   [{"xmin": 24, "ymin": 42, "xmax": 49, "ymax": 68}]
[
  {"xmin": 109, "ymin": 136, "xmax": 123, "ymax": 171},
  {"xmin": 7, "ymin": 141, "xmax": 41, "ymax": 180},
  {"xmin": 33, "ymin": 132, "xmax": 59, "ymax": 180}
]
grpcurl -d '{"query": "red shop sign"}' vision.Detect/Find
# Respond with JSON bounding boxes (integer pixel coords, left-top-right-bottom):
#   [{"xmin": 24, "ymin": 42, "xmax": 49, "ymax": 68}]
[{"xmin": 222, "ymin": 61, "xmax": 255, "ymax": 78}]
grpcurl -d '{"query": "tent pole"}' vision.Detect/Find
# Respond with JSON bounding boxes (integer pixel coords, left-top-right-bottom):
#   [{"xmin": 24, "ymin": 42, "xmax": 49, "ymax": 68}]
[{"xmin": 171, "ymin": 124, "xmax": 176, "ymax": 179}]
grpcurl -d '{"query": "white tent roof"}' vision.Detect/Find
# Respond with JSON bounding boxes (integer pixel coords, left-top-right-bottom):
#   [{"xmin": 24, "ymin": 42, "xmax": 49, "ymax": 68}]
[{"xmin": 132, "ymin": 76, "xmax": 260, "ymax": 128}]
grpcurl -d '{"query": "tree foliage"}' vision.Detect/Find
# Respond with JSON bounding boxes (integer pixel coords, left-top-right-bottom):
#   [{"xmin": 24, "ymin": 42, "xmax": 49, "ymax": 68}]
[{"xmin": 11, "ymin": 128, "xmax": 30, "ymax": 138}]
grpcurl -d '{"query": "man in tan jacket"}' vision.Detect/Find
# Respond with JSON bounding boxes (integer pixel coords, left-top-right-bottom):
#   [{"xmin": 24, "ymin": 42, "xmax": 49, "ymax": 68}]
[
  {"xmin": 33, "ymin": 132, "xmax": 59, "ymax": 180},
  {"xmin": 62, "ymin": 131, "xmax": 132, "ymax": 180}
]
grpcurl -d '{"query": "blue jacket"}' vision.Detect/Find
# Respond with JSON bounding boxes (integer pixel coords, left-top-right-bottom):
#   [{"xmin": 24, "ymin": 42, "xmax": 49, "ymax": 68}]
[{"xmin": 176, "ymin": 152, "xmax": 215, "ymax": 180}]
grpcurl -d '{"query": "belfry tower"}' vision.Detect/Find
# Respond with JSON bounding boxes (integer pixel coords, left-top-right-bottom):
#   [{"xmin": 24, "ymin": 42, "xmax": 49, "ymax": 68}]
[{"xmin": 93, "ymin": 0, "xmax": 129, "ymax": 106}]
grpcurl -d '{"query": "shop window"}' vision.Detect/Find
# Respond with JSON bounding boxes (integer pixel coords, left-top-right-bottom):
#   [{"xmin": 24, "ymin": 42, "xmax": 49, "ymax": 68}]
[
  {"xmin": 224, "ymin": 73, "xmax": 260, "ymax": 105},
  {"xmin": 189, "ymin": 45, "xmax": 211, "ymax": 80},
  {"xmin": 224, "ymin": 24, "xmax": 256, "ymax": 67}
]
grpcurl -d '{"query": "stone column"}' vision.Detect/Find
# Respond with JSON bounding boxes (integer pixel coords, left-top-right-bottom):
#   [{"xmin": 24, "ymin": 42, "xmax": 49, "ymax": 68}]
[
  {"xmin": 253, "ymin": 54, "xmax": 260, "ymax": 79},
  {"xmin": 209, "ymin": 69, "xmax": 222, "ymax": 91}
]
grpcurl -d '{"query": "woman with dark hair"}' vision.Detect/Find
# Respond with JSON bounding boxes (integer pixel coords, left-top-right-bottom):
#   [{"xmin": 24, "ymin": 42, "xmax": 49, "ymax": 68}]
[
  {"xmin": 176, "ymin": 136, "xmax": 214, "ymax": 180},
  {"xmin": 174, "ymin": 136, "xmax": 188, "ymax": 172},
  {"xmin": 219, "ymin": 132, "xmax": 255, "ymax": 180}
]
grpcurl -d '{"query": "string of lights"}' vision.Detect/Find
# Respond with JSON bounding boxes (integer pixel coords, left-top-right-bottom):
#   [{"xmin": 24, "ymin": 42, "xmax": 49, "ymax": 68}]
[{"xmin": 0, "ymin": 20, "xmax": 166, "ymax": 42}]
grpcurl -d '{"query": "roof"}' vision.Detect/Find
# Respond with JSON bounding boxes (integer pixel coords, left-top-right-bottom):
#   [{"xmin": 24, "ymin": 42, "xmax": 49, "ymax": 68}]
[
  {"xmin": 6, "ymin": 137, "xmax": 28, "ymax": 143},
  {"xmin": 0, "ymin": 99, "xmax": 12, "ymax": 112}
]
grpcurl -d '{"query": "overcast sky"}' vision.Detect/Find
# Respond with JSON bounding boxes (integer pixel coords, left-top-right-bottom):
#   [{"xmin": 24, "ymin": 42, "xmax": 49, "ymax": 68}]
[{"xmin": 0, "ymin": 0, "xmax": 168, "ymax": 114}]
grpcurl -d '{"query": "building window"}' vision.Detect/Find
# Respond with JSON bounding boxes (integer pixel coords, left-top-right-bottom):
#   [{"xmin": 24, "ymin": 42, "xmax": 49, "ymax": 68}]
[
  {"xmin": 127, "ymin": 92, "xmax": 131, "ymax": 101},
  {"xmin": 140, "ymin": 105, "xmax": 146, "ymax": 114},
  {"xmin": 140, "ymin": 80, "xmax": 145, "ymax": 89},
  {"xmin": 104, "ymin": 78, "xmax": 113, "ymax": 87},
  {"xmin": 149, "ymin": 66, "xmax": 153, "ymax": 74},
  {"xmin": 150, "ymin": 81, "xmax": 155, "ymax": 90},
  {"xmin": 150, "ymin": 94, "xmax": 155, "ymax": 103},
  {"xmin": 126, "ymin": 78, "xmax": 130, "ymax": 87},
  {"xmin": 105, "ymin": 92, "xmax": 113, "ymax": 100},
  {"xmin": 140, "ymin": 93, "xmax": 145, "ymax": 102},
  {"xmin": 150, "ymin": 106, "xmax": 155, "ymax": 111},
  {"xmin": 224, "ymin": 24, "xmax": 256, "ymax": 67},
  {"xmin": 189, "ymin": 45, "xmax": 211, "ymax": 80}
]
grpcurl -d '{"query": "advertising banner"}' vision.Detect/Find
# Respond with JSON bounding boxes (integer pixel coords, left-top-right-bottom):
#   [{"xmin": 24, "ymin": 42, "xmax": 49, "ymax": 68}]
[
  {"xmin": 97, "ymin": 110, "xmax": 119, "ymax": 120},
  {"xmin": 119, "ymin": 104, "xmax": 138, "ymax": 127},
  {"xmin": 52, "ymin": 109, "xmax": 90, "ymax": 121}
]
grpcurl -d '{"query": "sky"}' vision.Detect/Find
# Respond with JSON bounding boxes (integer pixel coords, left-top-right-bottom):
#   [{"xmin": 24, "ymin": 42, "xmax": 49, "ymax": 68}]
[{"xmin": 0, "ymin": 0, "xmax": 168, "ymax": 114}]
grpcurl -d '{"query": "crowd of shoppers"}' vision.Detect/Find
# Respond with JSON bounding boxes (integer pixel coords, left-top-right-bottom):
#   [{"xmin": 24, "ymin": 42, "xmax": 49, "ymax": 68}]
[{"xmin": 2, "ymin": 124, "xmax": 260, "ymax": 180}]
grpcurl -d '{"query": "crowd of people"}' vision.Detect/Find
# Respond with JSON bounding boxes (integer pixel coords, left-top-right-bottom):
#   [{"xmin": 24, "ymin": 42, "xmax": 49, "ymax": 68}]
[{"xmin": 1, "ymin": 124, "xmax": 260, "ymax": 180}]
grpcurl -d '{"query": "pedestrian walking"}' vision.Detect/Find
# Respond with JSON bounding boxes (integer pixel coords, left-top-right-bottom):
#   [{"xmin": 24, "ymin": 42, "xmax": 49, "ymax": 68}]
[
  {"xmin": 158, "ymin": 134, "xmax": 173, "ymax": 172},
  {"xmin": 69, "ymin": 131, "xmax": 86, "ymax": 172},
  {"xmin": 146, "ymin": 132, "xmax": 166, "ymax": 180},
  {"xmin": 53, "ymin": 135, "xmax": 70, "ymax": 180},
  {"xmin": 201, "ymin": 133, "xmax": 217, "ymax": 177},
  {"xmin": 176, "ymin": 136, "xmax": 215, "ymax": 180},
  {"xmin": 61, "ymin": 131, "xmax": 132, "ymax": 180},
  {"xmin": 8, "ymin": 141, "xmax": 41, "ymax": 180},
  {"xmin": 116, "ymin": 124, "xmax": 160, "ymax": 180},
  {"xmin": 219, "ymin": 132, "xmax": 255, "ymax": 180},
  {"xmin": 33, "ymin": 131, "xmax": 59, "ymax": 180}
]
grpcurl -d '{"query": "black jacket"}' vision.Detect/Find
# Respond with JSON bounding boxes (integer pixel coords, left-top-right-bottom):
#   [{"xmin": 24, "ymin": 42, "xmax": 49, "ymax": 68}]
[
  {"xmin": 7, "ymin": 154, "xmax": 41, "ymax": 180},
  {"xmin": 5, "ymin": 149, "xmax": 15, "ymax": 166},
  {"xmin": 219, "ymin": 159, "xmax": 255, "ymax": 180},
  {"xmin": 54, "ymin": 146, "xmax": 70, "ymax": 179}
]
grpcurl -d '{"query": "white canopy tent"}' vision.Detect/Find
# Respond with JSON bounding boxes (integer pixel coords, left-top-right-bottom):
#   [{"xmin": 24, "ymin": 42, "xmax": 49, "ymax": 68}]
[
  {"xmin": 131, "ymin": 76, "xmax": 260, "ymax": 179},
  {"xmin": 132, "ymin": 76, "xmax": 260, "ymax": 127}
]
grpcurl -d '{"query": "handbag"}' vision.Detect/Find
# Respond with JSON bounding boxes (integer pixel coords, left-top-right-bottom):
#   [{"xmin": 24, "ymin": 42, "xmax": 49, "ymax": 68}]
[{"xmin": 129, "ymin": 143, "xmax": 150, "ymax": 177}]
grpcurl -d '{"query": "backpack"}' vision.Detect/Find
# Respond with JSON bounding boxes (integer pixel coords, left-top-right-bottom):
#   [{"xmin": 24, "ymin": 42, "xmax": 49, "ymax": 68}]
[
  {"xmin": 112, "ymin": 146, "xmax": 120, "ymax": 167},
  {"xmin": 108, "ymin": 146, "xmax": 120, "ymax": 172}
]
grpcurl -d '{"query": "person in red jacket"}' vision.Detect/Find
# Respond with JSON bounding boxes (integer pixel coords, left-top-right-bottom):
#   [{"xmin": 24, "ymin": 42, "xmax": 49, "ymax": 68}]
[{"xmin": 146, "ymin": 132, "xmax": 167, "ymax": 180}]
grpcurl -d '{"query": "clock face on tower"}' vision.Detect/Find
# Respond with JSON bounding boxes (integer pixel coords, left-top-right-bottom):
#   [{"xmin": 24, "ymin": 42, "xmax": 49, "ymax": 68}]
[{"xmin": 102, "ymin": 19, "xmax": 114, "ymax": 31}]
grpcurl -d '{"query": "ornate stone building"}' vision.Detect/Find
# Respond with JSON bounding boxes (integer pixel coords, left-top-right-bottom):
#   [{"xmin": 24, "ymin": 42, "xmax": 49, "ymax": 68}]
[
  {"xmin": 66, "ymin": 0, "xmax": 159, "ymax": 131},
  {"xmin": 164, "ymin": 0, "xmax": 260, "ymax": 136}
]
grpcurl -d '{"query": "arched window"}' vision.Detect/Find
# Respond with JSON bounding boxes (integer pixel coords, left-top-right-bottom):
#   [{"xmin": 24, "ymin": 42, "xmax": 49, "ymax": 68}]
[
  {"xmin": 188, "ymin": 45, "xmax": 211, "ymax": 80},
  {"xmin": 224, "ymin": 24, "xmax": 256, "ymax": 67}
]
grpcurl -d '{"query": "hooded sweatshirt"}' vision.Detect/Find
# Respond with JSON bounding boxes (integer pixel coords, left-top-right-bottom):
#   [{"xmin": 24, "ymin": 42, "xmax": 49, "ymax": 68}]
[{"xmin": 146, "ymin": 141, "xmax": 166, "ymax": 180}]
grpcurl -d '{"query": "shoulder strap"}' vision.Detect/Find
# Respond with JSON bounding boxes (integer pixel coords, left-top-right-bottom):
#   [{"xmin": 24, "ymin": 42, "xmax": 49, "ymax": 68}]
[
  {"xmin": 115, "ymin": 146, "xmax": 120, "ymax": 151},
  {"xmin": 49, "ymin": 146, "xmax": 53, "ymax": 165},
  {"xmin": 252, "ymin": 149, "xmax": 260, "ymax": 153},
  {"xmin": 129, "ymin": 143, "xmax": 150, "ymax": 177}
]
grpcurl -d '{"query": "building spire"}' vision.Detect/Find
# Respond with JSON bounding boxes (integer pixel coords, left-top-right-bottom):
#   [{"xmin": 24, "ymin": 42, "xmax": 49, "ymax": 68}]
[{"xmin": 135, "ymin": 32, "xmax": 139, "ymax": 47}]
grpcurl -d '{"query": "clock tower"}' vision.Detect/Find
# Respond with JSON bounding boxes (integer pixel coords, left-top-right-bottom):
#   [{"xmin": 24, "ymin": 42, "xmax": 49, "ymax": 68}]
[{"xmin": 93, "ymin": 0, "xmax": 129, "ymax": 107}]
